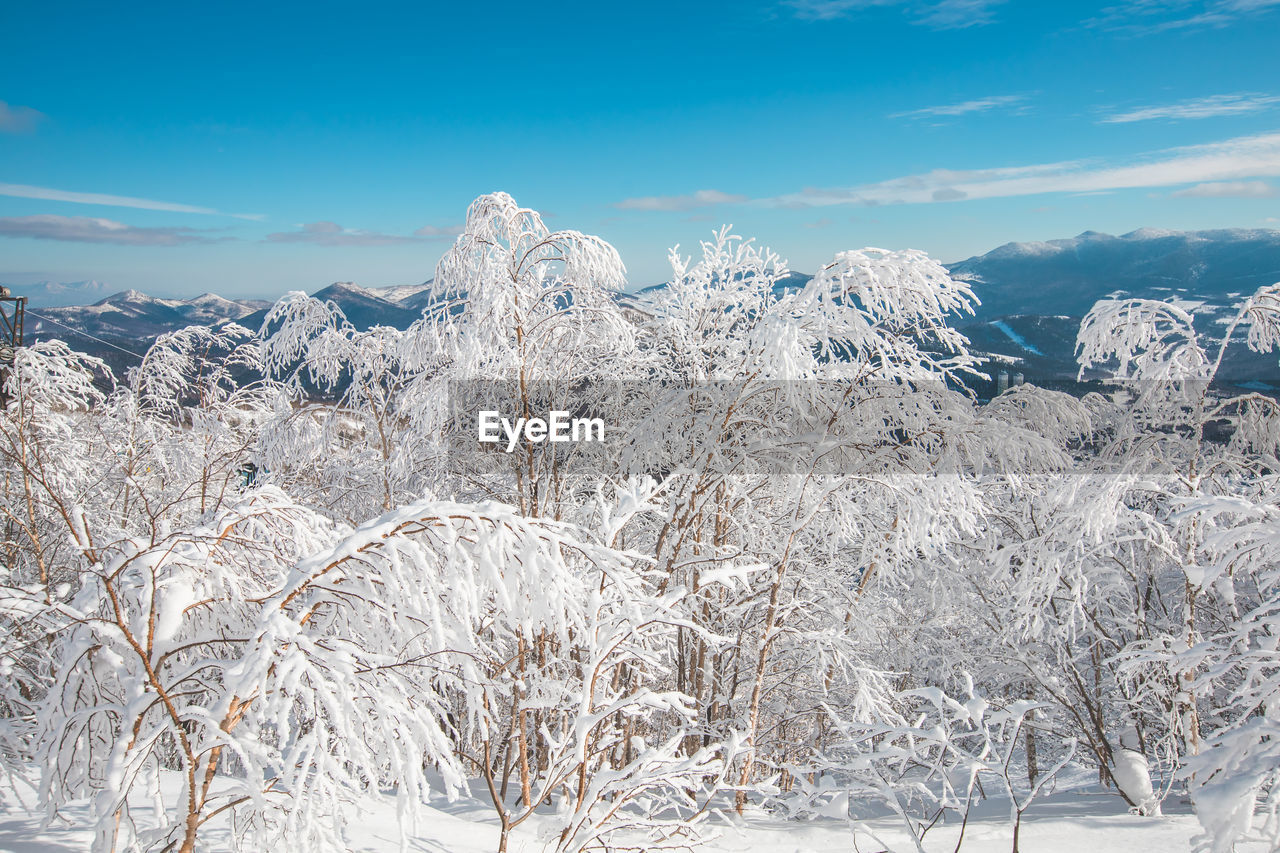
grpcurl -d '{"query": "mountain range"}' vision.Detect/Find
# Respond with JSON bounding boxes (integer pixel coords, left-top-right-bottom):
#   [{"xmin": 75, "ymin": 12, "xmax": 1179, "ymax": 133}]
[
  {"xmin": 8, "ymin": 227, "xmax": 1280, "ymax": 386},
  {"xmin": 9, "ymin": 279, "xmax": 119, "ymax": 307},
  {"xmin": 948, "ymin": 227, "xmax": 1280, "ymax": 385},
  {"xmin": 14, "ymin": 282, "xmax": 429, "ymax": 374}
]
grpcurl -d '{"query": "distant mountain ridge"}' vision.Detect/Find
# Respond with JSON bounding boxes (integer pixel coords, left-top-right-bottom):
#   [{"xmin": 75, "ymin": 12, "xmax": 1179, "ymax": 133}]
[
  {"xmin": 30, "ymin": 290, "xmax": 268, "ymax": 343},
  {"xmin": 943, "ymin": 227, "xmax": 1280, "ymax": 383},
  {"xmin": 20, "ymin": 281, "xmax": 435, "ymax": 372},
  {"xmin": 948, "ymin": 227, "xmax": 1280, "ymax": 319},
  {"xmin": 12, "ymin": 228, "xmax": 1280, "ymax": 384},
  {"xmin": 4, "ymin": 279, "xmax": 117, "ymax": 308},
  {"xmin": 235, "ymin": 282, "xmax": 430, "ymax": 334}
]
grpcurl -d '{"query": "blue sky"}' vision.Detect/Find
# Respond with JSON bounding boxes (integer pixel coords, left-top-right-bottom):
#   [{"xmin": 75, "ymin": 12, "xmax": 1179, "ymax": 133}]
[{"xmin": 2, "ymin": 0, "xmax": 1279, "ymax": 299}]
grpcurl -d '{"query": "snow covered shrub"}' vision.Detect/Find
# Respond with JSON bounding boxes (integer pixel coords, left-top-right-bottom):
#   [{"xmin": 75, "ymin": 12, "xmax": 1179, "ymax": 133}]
[
  {"xmin": 0, "ymin": 341, "xmax": 113, "ymax": 792},
  {"xmin": 414, "ymin": 191, "xmax": 643, "ymax": 521},
  {"xmin": 789, "ymin": 678, "xmax": 1075, "ymax": 853},
  {"xmin": 37, "ymin": 488, "xmax": 343, "ymax": 853},
  {"xmin": 1065, "ymin": 282, "xmax": 1280, "ymax": 841},
  {"xmin": 1175, "ymin": 496, "xmax": 1280, "ymax": 853},
  {"xmin": 619, "ymin": 228, "xmax": 998, "ymax": 812},
  {"xmin": 241, "ymin": 491, "xmax": 729, "ymax": 853},
  {"xmin": 26, "ymin": 478, "xmax": 732, "ymax": 853},
  {"xmin": 258, "ymin": 294, "xmax": 431, "ymax": 520}
]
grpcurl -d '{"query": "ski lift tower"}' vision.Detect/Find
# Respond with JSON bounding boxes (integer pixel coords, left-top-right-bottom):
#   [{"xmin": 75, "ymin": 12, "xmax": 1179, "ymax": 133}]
[{"xmin": 0, "ymin": 286, "xmax": 27, "ymax": 407}]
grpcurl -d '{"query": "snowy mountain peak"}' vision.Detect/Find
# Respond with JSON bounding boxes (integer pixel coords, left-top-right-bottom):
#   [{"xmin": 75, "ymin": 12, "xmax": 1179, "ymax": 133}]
[
  {"xmin": 947, "ymin": 225, "xmax": 1280, "ymax": 328},
  {"xmin": 366, "ymin": 281, "xmax": 434, "ymax": 304},
  {"xmin": 1120, "ymin": 227, "xmax": 1179, "ymax": 240},
  {"xmin": 983, "ymin": 239, "xmax": 1062, "ymax": 260},
  {"xmin": 94, "ymin": 289, "xmax": 156, "ymax": 307},
  {"xmin": 315, "ymin": 281, "xmax": 373, "ymax": 298},
  {"xmin": 190, "ymin": 292, "xmax": 235, "ymax": 305}
]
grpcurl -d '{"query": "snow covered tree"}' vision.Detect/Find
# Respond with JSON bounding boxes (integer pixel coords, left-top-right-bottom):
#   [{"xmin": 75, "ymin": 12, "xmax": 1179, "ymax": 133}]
[
  {"xmin": 984, "ymin": 282, "xmax": 1280, "ymax": 834},
  {"xmin": 415, "ymin": 191, "xmax": 641, "ymax": 521},
  {"xmin": 788, "ymin": 677, "xmax": 1075, "ymax": 853},
  {"xmin": 257, "ymin": 294, "xmax": 434, "ymax": 521},
  {"xmin": 616, "ymin": 228, "xmax": 1002, "ymax": 813}
]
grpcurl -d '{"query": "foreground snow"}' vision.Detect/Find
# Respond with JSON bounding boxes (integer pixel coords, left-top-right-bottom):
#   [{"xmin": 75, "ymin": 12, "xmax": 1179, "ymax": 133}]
[{"xmin": 1, "ymin": 772, "xmax": 1268, "ymax": 853}]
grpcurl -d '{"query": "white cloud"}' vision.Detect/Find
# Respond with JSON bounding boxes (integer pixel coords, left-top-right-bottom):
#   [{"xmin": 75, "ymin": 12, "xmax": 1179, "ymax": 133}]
[
  {"xmin": 0, "ymin": 215, "xmax": 221, "ymax": 245},
  {"xmin": 1171, "ymin": 180, "xmax": 1279, "ymax": 197},
  {"xmin": 1102, "ymin": 93, "xmax": 1280, "ymax": 123},
  {"xmin": 786, "ymin": 0, "xmax": 1003, "ymax": 27},
  {"xmin": 788, "ymin": 0, "xmax": 889, "ymax": 20},
  {"xmin": 1087, "ymin": 0, "xmax": 1280, "ymax": 32},
  {"xmin": 760, "ymin": 132, "xmax": 1280, "ymax": 208},
  {"xmin": 0, "ymin": 101, "xmax": 45, "ymax": 133},
  {"xmin": 413, "ymin": 224, "xmax": 465, "ymax": 237},
  {"xmin": 892, "ymin": 94, "xmax": 1028, "ymax": 119},
  {"xmin": 917, "ymin": 0, "xmax": 1005, "ymax": 27},
  {"xmin": 266, "ymin": 221, "xmax": 462, "ymax": 247},
  {"xmin": 615, "ymin": 189, "xmax": 748, "ymax": 212},
  {"xmin": 787, "ymin": 0, "xmax": 907, "ymax": 19},
  {"xmin": 0, "ymin": 181, "xmax": 261, "ymax": 220}
]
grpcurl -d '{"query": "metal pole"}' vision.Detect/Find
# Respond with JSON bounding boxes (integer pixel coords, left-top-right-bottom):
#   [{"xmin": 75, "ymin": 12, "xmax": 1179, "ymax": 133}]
[{"xmin": 0, "ymin": 288, "xmax": 27, "ymax": 408}]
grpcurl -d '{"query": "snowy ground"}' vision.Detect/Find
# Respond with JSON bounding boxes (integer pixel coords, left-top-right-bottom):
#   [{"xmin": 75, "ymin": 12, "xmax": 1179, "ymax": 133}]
[{"xmin": 0, "ymin": 771, "xmax": 1265, "ymax": 853}]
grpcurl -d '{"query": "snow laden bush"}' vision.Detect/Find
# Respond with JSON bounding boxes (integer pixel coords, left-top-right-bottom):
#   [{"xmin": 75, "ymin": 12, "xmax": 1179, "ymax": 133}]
[
  {"xmin": 257, "ymin": 295, "xmax": 431, "ymax": 521},
  {"xmin": 787, "ymin": 677, "xmax": 1075, "ymax": 853},
  {"xmin": 1068, "ymin": 283, "xmax": 1280, "ymax": 846},
  {"xmin": 22, "ymin": 475, "xmax": 727, "ymax": 852},
  {"xmin": 0, "ymin": 340, "xmax": 113, "ymax": 799},
  {"xmin": 1, "ymin": 328, "xmax": 277, "ymax": 787},
  {"xmin": 618, "ymin": 229, "xmax": 1034, "ymax": 814},
  {"xmin": 413, "ymin": 191, "xmax": 643, "ymax": 521}
]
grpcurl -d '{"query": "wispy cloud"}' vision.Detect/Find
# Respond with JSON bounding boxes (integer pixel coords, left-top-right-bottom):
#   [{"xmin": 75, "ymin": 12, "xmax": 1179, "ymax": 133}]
[
  {"xmin": 413, "ymin": 224, "xmax": 465, "ymax": 237},
  {"xmin": 0, "ymin": 101, "xmax": 45, "ymax": 134},
  {"xmin": 916, "ymin": 0, "xmax": 1005, "ymax": 27},
  {"xmin": 1087, "ymin": 0, "xmax": 1280, "ymax": 32},
  {"xmin": 0, "ymin": 215, "xmax": 223, "ymax": 246},
  {"xmin": 759, "ymin": 131, "xmax": 1280, "ymax": 207},
  {"xmin": 265, "ymin": 221, "xmax": 463, "ymax": 247},
  {"xmin": 1101, "ymin": 93, "xmax": 1280, "ymax": 123},
  {"xmin": 0, "ymin": 181, "xmax": 261, "ymax": 220},
  {"xmin": 786, "ymin": 0, "xmax": 1004, "ymax": 28},
  {"xmin": 787, "ymin": 0, "xmax": 903, "ymax": 20},
  {"xmin": 892, "ymin": 94, "xmax": 1028, "ymax": 119},
  {"xmin": 1171, "ymin": 180, "xmax": 1279, "ymax": 198},
  {"xmin": 615, "ymin": 189, "xmax": 748, "ymax": 212}
]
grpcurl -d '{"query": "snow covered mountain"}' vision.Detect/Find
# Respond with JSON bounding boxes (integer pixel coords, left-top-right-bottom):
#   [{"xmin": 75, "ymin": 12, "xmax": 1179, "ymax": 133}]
[
  {"xmin": 237, "ymin": 281, "xmax": 428, "ymax": 333},
  {"xmin": 948, "ymin": 227, "xmax": 1280, "ymax": 319},
  {"xmin": 29, "ymin": 290, "xmax": 263, "ymax": 342},
  {"xmin": 22, "ymin": 282, "xmax": 434, "ymax": 371},
  {"xmin": 176, "ymin": 292, "xmax": 271, "ymax": 325},
  {"xmin": 945, "ymin": 228, "xmax": 1280, "ymax": 382},
  {"xmin": 365, "ymin": 281, "xmax": 436, "ymax": 309}
]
